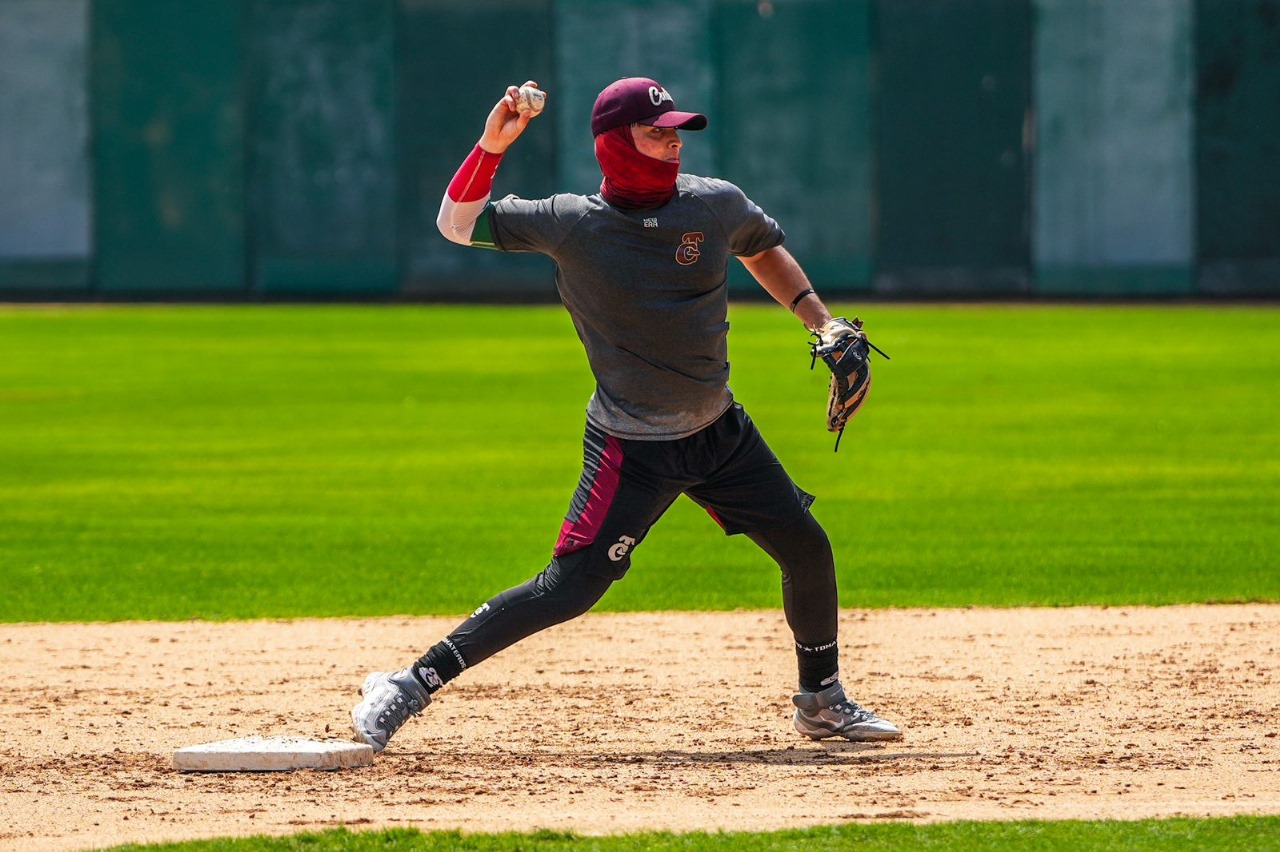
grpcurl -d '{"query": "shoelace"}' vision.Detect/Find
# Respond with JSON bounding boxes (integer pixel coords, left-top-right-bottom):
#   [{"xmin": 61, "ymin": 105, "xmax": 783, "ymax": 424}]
[
  {"xmin": 828, "ymin": 700, "xmax": 874, "ymax": 723},
  {"xmin": 377, "ymin": 689, "xmax": 423, "ymax": 730}
]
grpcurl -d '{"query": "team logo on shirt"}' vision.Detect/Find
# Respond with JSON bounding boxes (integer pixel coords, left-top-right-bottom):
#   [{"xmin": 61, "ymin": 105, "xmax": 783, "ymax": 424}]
[{"xmin": 676, "ymin": 232, "xmax": 704, "ymax": 265}]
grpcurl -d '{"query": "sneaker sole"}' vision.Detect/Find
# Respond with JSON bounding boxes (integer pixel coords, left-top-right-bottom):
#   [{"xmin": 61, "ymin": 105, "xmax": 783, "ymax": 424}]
[
  {"xmin": 794, "ymin": 715, "xmax": 903, "ymax": 742},
  {"xmin": 351, "ymin": 674, "xmax": 390, "ymax": 752},
  {"xmin": 798, "ymin": 727, "xmax": 904, "ymax": 742}
]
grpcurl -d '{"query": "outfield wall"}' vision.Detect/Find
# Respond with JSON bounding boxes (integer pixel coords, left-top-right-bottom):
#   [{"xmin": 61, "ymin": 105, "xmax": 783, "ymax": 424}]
[{"xmin": 0, "ymin": 0, "xmax": 1276, "ymax": 299}]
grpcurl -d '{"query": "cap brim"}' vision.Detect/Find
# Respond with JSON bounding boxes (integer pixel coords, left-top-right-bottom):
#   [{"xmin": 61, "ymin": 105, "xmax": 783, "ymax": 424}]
[{"xmin": 640, "ymin": 110, "xmax": 708, "ymax": 131}]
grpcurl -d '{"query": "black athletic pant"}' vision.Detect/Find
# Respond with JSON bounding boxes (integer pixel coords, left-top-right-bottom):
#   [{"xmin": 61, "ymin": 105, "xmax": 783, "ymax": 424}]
[{"xmin": 416, "ymin": 405, "xmax": 840, "ymax": 691}]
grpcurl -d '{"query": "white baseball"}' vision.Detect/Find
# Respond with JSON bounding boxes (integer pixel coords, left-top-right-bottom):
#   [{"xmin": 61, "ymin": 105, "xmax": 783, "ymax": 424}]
[{"xmin": 516, "ymin": 86, "xmax": 546, "ymax": 116}]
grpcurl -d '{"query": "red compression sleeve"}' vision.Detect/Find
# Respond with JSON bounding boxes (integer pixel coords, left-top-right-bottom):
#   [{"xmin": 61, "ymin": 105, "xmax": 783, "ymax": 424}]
[{"xmin": 447, "ymin": 145, "xmax": 503, "ymax": 202}]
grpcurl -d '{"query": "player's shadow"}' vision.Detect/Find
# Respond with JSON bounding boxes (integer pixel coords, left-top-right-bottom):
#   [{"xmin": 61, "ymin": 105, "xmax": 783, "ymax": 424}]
[
  {"xmin": 394, "ymin": 744, "xmax": 975, "ymax": 769},
  {"xmin": 625, "ymin": 745, "xmax": 977, "ymax": 767}
]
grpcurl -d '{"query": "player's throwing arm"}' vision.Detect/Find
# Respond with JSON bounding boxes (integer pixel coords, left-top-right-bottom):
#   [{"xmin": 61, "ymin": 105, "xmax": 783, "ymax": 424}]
[{"xmin": 437, "ymin": 82, "xmax": 547, "ymax": 246}]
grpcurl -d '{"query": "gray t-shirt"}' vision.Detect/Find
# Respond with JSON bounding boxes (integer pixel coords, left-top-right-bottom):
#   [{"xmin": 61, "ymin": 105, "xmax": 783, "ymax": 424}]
[{"xmin": 489, "ymin": 173, "xmax": 784, "ymax": 440}]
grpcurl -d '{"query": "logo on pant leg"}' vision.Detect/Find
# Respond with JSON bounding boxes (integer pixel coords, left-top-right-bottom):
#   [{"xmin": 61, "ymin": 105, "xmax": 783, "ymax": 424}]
[{"xmin": 608, "ymin": 535, "xmax": 637, "ymax": 562}]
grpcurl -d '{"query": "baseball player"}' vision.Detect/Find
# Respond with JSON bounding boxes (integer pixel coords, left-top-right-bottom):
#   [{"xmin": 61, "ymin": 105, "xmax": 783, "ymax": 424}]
[{"xmin": 352, "ymin": 77, "xmax": 900, "ymax": 751}]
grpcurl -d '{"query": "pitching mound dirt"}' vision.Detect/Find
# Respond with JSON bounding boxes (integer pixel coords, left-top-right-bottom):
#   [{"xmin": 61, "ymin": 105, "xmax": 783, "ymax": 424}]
[{"xmin": 1, "ymin": 605, "xmax": 1277, "ymax": 850}]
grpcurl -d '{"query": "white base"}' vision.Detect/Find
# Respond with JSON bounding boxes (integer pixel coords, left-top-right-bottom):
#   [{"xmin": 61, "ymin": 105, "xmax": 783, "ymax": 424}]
[{"xmin": 172, "ymin": 736, "xmax": 375, "ymax": 772}]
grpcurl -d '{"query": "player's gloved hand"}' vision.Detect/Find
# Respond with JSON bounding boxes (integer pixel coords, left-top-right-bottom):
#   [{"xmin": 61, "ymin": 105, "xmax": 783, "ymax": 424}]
[{"xmin": 810, "ymin": 316, "xmax": 889, "ymax": 451}]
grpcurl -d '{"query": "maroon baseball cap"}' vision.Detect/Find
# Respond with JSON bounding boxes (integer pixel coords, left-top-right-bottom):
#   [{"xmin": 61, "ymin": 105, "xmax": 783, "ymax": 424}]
[{"xmin": 591, "ymin": 77, "xmax": 708, "ymax": 136}]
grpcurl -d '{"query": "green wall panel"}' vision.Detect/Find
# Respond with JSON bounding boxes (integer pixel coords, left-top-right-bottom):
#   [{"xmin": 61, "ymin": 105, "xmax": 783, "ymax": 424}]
[
  {"xmin": 715, "ymin": 0, "xmax": 873, "ymax": 293},
  {"xmin": 397, "ymin": 0, "xmax": 557, "ymax": 297},
  {"xmin": 875, "ymin": 0, "xmax": 1032, "ymax": 294},
  {"xmin": 1033, "ymin": 0, "xmax": 1194, "ymax": 296},
  {"xmin": 1196, "ymin": 0, "xmax": 1280, "ymax": 295},
  {"xmin": 91, "ymin": 0, "xmax": 245, "ymax": 295},
  {"xmin": 0, "ymin": 259, "xmax": 90, "ymax": 292},
  {"xmin": 555, "ymin": 0, "xmax": 717, "ymax": 202},
  {"xmin": 0, "ymin": 0, "xmax": 91, "ymax": 293},
  {"xmin": 247, "ymin": 0, "xmax": 397, "ymax": 296},
  {"xmin": 4, "ymin": 0, "xmax": 1274, "ymax": 301}
]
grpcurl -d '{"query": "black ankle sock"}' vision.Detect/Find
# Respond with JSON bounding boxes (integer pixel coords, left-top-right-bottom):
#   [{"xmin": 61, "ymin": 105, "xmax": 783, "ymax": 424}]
[
  {"xmin": 795, "ymin": 638, "xmax": 839, "ymax": 693},
  {"xmin": 412, "ymin": 638, "xmax": 466, "ymax": 693}
]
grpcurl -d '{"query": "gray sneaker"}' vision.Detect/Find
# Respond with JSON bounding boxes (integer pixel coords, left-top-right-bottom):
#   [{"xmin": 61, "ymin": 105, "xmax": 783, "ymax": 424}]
[
  {"xmin": 793, "ymin": 682, "xmax": 902, "ymax": 741},
  {"xmin": 351, "ymin": 668, "xmax": 431, "ymax": 752}
]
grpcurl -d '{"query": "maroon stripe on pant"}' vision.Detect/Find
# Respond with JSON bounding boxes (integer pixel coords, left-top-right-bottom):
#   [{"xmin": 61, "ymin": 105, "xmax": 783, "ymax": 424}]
[{"xmin": 553, "ymin": 432, "xmax": 624, "ymax": 557}]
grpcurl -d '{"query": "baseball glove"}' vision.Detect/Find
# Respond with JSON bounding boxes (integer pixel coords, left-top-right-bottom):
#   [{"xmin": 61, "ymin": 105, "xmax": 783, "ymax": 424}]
[{"xmin": 810, "ymin": 316, "xmax": 889, "ymax": 451}]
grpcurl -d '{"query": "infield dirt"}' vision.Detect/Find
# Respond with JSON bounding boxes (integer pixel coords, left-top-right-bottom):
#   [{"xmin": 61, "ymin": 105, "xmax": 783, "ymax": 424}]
[{"xmin": 1, "ymin": 605, "xmax": 1277, "ymax": 850}]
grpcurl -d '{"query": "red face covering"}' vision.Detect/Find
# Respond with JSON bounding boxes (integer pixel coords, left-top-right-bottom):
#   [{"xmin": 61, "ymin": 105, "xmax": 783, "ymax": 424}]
[{"xmin": 594, "ymin": 125, "xmax": 679, "ymax": 210}]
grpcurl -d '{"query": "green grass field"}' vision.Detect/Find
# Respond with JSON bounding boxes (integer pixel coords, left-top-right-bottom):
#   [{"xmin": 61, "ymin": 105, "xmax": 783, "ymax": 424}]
[
  {"xmin": 103, "ymin": 818, "xmax": 1280, "ymax": 851},
  {"xmin": 3, "ymin": 303, "xmax": 1278, "ymax": 851},
  {"xmin": 2, "ymin": 304, "xmax": 1275, "ymax": 621}
]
